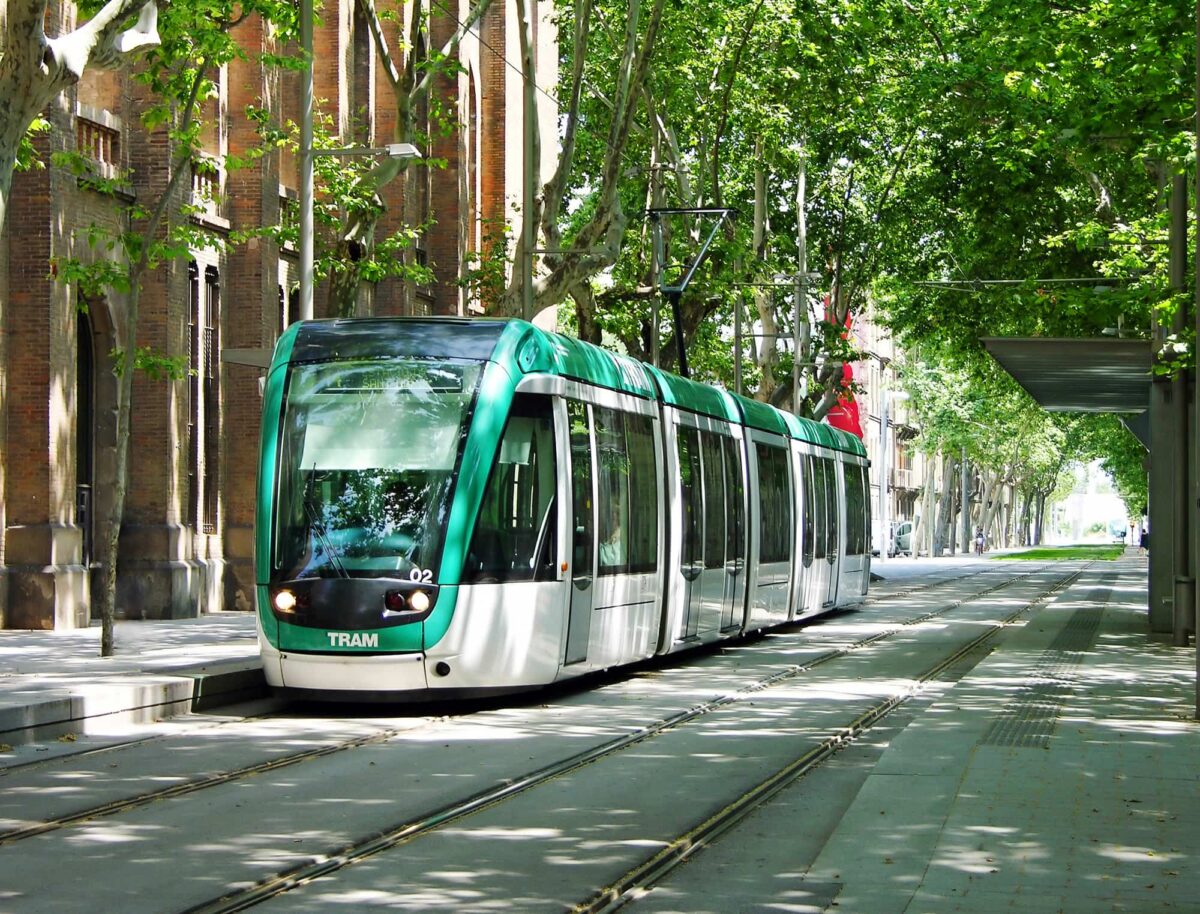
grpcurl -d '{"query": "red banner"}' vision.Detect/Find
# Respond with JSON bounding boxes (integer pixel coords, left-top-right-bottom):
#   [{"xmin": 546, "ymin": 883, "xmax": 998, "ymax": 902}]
[{"xmin": 822, "ymin": 295, "xmax": 864, "ymax": 439}]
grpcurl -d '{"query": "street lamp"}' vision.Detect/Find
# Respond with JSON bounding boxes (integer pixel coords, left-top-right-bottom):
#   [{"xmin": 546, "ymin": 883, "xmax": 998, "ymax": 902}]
[
  {"xmin": 877, "ymin": 389, "xmax": 909, "ymax": 562},
  {"xmin": 296, "ymin": 0, "xmax": 421, "ymax": 322}
]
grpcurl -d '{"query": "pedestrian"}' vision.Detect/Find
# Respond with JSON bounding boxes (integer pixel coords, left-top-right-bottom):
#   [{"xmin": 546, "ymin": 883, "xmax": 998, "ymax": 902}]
[
  {"xmin": 1140, "ymin": 528, "xmax": 1149, "ymax": 555},
  {"xmin": 974, "ymin": 526, "xmax": 985, "ymax": 556}
]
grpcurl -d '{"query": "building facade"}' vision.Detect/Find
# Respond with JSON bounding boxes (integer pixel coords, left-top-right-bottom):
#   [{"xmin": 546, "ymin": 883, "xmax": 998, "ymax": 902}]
[
  {"xmin": 0, "ymin": 0, "xmax": 556, "ymax": 628},
  {"xmin": 856, "ymin": 302, "xmax": 925, "ymax": 556}
]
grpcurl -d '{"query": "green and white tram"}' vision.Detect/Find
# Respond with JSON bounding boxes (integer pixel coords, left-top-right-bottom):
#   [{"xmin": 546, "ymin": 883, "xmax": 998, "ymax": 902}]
[{"xmin": 256, "ymin": 317, "xmax": 869, "ymax": 698}]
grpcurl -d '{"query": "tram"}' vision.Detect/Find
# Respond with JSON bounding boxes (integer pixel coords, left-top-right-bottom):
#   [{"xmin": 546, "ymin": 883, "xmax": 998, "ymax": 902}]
[{"xmin": 255, "ymin": 317, "xmax": 870, "ymax": 699}]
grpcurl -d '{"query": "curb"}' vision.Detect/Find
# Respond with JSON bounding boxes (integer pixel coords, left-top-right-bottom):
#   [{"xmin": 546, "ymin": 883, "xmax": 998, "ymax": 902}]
[{"xmin": 0, "ymin": 661, "xmax": 268, "ymax": 746}]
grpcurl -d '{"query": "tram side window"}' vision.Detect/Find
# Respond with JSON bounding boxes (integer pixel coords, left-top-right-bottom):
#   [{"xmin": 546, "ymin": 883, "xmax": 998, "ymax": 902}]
[
  {"xmin": 824, "ymin": 457, "xmax": 839, "ymax": 562},
  {"xmin": 465, "ymin": 395, "xmax": 557, "ymax": 583},
  {"xmin": 722, "ymin": 435, "xmax": 744, "ymax": 568},
  {"xmin": 702, "ymin": 433, "xmax": 727, "ymax": 570},
  {"xmin": 626, "ymin": 414, "xmax": 659, "ymax": 573},
  {"xmin": 756, "ymin": 443, "xmax": 792, "ymax": 563},
  {"xmin": 677, "ymin": 427, "xmax": 703, "ymax": 575},
  {"xmin": 845, "ymin": 464, "xmax": 867, "ymax": 556},
  {"xmin": 595, "ymin": 407, "xmax": 629, "ymax": 574},
  {"xmin": 568, "ymin": 400, "xmax": 594, "ymax": 581},
  {"xmin": 812, "ymin": 456, "xmax": 828, "ymax": 560},
  {"xmin": 802, "ymin": 455, "xmax": 815, "ymax": 568},
  {"xmin": 596, "ymin": 408, "xmax": 659, "ymax": 575}
]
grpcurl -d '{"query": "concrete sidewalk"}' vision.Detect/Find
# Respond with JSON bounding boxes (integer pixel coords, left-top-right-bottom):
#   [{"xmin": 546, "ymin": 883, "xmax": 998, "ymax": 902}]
[
  {"xmin": 797, "ymin": 553, "xmax": 1200, "ymax": 913},
  {"xmin": 0, "ymin": 613, "xmax": 264, "ymax": 745}
]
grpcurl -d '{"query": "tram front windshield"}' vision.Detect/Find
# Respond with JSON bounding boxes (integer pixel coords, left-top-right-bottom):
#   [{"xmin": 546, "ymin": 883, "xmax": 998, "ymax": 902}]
[{"xmin": 272, "ymin": 358, "xmax": 484, "ymax": 581}]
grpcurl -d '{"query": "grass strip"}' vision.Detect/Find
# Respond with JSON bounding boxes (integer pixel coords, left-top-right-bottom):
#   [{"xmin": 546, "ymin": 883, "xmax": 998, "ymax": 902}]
[{"xmin": 996, "ymin": 545, "xmax": 1125, "ymax": 561}]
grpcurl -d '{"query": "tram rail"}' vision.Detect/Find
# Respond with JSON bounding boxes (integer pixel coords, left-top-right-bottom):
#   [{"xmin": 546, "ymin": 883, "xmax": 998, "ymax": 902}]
[
  {"xmin": 0, "ymin": 562, "xmax": 1063, "ymax": 865},
  {"xmin": 172, "ymin": 563, "xmax": 1082, "ymax": 914},
  {"xmin": 0, "ymin": 562, "xmax": 1064, "ymax": 858}
]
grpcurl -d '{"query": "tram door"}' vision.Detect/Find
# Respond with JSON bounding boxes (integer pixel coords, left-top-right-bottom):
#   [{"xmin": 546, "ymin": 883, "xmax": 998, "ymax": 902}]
[
  {"xmin": 564, "ymin": 400, "xmax": 595, "ymax": 665},
  {"xmin": 823, "ymin": 457, "xmax": 841, "ymax": 608},
  {"xmin": 720, "ymin": 435, "xmax": 747, "ymax": 631},
  {"xmin": 802, "ymin": 454, "xmax": 834, "ymax": 613},
  {"xmin": 677, "ymin": 426, "xmax": 705, "ymax": 639}
]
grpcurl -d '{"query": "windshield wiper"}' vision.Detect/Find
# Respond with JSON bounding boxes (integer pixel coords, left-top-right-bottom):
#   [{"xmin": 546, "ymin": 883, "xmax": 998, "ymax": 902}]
[{"xmin": 303, "ymin": 468, "xmax": 348, "ymax": 579}]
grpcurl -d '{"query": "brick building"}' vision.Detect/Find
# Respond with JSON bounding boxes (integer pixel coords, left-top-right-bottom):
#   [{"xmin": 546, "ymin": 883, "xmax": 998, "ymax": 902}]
[{"xmin": 0, "ymin": 0, "xmax": 557, "ymax": 629}]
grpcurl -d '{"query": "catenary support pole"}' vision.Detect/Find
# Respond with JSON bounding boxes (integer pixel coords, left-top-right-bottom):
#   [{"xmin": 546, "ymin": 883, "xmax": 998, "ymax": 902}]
[
  {"xmin": 734, "ymin": 291, "xmax": 743, "ymax": 396},
  {"xmin": 298, "ymin": 0, "xmax": 314, "ymax": 321},
  {"xmin": 1170, "ymin": 172, "xmax": 1192, "ymax": 646},
  {"xmin": 961, "ymin": 446, "xmax": 970, "ymax": 553},
  {"xmin": 878, "ymin": 394, "xmax": 889, "ymax": 561},
  {"xmin": 521, "ymin": 0, "xmax": 536, "ymax": 322},
  {"xmin": 671, "ymin": 290, "xmax": 688, "ymax": 378}
]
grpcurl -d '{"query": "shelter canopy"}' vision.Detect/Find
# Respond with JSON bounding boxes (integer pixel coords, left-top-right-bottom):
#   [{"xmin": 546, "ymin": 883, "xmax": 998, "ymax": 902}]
[{"xmin": 981, "ymin": 337, "xmax": 1151, "ymax": 413}]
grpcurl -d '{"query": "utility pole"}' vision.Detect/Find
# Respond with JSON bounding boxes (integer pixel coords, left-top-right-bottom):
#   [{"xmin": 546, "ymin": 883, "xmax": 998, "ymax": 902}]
[
  {"xmin": 520, "ymin": 0, "xmax": 537, "ymax": 322},
  {"xmin": 298, "ymin": 0, "xmax": 314, "ymax": 321}
]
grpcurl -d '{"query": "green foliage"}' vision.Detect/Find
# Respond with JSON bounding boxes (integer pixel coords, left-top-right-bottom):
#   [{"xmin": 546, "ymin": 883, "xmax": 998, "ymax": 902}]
[
  {"xmin": 110, "ymin": 346, "xmax": 192, "ymax": 381},
  {"xmin": 1072, "ymin": 414, "xmax": 1149, "ymax": 516},
  {"xmin": 996, "ymin": 545, "xmax": 1124, "ymax": 561},
  {"xmin": 236, "ymin": 109, "xmax": 435, "ymax": 293},
  {"xmin": 16, "ymin": 118, "xmax": 50, "ymax": 173},
  {"xmin": 460, "ymin": 219, "xmax": 513, "ymax": 305}
]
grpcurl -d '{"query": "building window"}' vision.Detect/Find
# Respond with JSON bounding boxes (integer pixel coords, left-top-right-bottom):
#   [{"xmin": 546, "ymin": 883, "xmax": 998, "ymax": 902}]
[
  {"xmin": 189, "ymin": 262, "xmax": 221, "ymax": 534},
  {"xmin": 203, "ymin": 267, "xmax": 220, "ymax": 533},
  {"xmin": 191, "ymin": 155, "xmax": 223, "ymax": 214},
  {"xmin": 188, "ymin": 262, "xmax": 200, "ymax": 527}
]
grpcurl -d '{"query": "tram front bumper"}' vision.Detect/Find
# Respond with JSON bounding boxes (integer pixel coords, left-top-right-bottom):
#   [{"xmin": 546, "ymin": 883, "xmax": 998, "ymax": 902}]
[{"xmin": 264, "ymin": 642, "xmax": 429, "ymax": 693}]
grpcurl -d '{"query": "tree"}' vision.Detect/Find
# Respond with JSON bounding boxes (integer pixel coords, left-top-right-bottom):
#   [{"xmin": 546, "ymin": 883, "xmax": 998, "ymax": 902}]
[
  {"xmin": 50, "ymin": 0, "xmax": 295, "ymax": 654},
  {"xmin": 878, "ymin": 0, "xmax": 1191, "ymax": 359},
  {"xmin": 523, "ymin": 0, "xmax": 952, "ymax": 417},
  {"xmin": 0, "ymin": 0, "xmax": 161, "ymax": 231}
]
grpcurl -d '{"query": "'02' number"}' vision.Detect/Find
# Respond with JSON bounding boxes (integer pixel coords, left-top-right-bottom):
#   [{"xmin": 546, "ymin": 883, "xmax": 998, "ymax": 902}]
[{"xmin": 409, "ymin": 567, "xmax": 434, "ymax": 584}]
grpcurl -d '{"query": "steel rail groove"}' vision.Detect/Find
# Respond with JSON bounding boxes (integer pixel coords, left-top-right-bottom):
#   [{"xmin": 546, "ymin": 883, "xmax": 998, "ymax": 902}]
[
  {"xmin": 180, "ymin": 564, "xmax": 1078, "ymax": 914},
  {"xmin": 0, "ymin": 563, "xmax": 1054, "ymax": 851},
  {"xmin": 576, "ymin": 566, "xmax": 1089, "ymax": 913}
]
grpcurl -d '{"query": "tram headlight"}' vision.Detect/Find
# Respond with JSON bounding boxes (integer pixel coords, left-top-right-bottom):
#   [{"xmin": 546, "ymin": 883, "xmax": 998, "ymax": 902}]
[
  {"xmin": 383, "ymin": 589, "xmax": 432, "ymax": 614},
  {"xmin": 274, "ymin": 589, "xmax": 297, "ymax": 612}
]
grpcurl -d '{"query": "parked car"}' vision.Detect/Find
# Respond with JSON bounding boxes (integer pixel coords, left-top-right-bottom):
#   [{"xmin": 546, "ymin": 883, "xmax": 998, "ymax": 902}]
[{"xmin": 891, "ymin": 520, "xmax": 913, "ymax": 557}]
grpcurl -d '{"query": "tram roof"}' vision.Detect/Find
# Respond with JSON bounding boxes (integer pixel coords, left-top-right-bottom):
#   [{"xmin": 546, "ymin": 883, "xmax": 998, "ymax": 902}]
[
  {"xmin": 510, "ymin": 320, "xmax": 867, "ymax": 456},
  {"xmin": 278, "ymin": 318, "xmax": 866, "ymax": 456},
  {"xmin": 285, "ymin": 317, "xmax": 507, "ymax": 363},
  {"xmin": 498, "ymin": 321, "xmax": 659, "ymax": 398},
  {"xmin": 643, "ymin": 365, "xmax": 741, "ymax": 421}
]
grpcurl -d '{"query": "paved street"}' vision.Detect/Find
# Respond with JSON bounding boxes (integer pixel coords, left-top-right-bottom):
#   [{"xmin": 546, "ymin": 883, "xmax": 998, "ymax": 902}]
[{"xmin": 0, "ymin": 553, "xmax": 1195, "ymax": 912}]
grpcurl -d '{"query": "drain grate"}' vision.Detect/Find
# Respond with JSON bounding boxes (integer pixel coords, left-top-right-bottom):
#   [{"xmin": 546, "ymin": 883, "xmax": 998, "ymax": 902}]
[{"xmin": 980, "ymin": 579, "xmax": 1111, "ymax": 748}]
